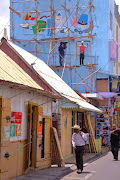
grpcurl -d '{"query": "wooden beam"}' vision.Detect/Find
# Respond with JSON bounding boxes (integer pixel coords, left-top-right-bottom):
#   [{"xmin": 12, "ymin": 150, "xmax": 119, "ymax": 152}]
[
  {"xmin": 61, "ymin": 5, "xmax": 70, "ymax": 12},
  {"xmin": 49, "ymin": 34, "xmax": 97, "ymax": 42},
  {"xmin": 33, "ymin": 38, "xmax": 40, "ymax": 44},
  {"xmin": 9, "ymin": 7, "xmax": 21, "ymax": 17},
  {"xmin": 89, "ymin": 33, "xmax": 94, "ymax": 39},
  {"xmin": 73, "ymin": 68, "xmax": 101, "ymax": 90},
  {"xmin": 11, "ymin": 36, "xmax": 21, "ymax": 44}
]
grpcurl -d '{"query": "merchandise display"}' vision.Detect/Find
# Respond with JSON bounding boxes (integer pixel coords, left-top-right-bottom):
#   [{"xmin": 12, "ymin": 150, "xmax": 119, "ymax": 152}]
[{"xmin": 96, "ymin": 117, "xmax": 110, "ymax": 146}]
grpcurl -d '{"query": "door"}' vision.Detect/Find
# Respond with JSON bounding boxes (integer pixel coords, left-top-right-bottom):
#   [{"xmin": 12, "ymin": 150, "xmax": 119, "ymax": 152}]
[
  {"xmin": 0, "ymin": 98, "xmax": 11, "ymax": 179},
  {"xmin": 27, "ymin": 103, "xmax": 52, "ymax": 169}
]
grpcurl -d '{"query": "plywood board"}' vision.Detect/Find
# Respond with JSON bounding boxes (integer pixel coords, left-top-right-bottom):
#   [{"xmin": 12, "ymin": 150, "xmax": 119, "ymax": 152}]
[{"xmin": 61, "ymin": 110, "xmax": 72, "ymax": 158}]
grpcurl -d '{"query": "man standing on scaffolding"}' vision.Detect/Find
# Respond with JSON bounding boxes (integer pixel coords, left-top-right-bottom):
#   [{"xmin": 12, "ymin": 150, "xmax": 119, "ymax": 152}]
[
  {"xmin": 58, "ymin": 42, "xmax": 65, "ymax": 66},
  {"xmin": 79, "ymin": 41, "xmax": 88, "ymax": 65}
]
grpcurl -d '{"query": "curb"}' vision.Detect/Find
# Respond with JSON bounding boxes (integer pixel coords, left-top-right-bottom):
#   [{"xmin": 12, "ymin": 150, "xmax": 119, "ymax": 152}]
[{"xmin": 56, "ymin": 150, "xmax": 110, "ymax": 180}]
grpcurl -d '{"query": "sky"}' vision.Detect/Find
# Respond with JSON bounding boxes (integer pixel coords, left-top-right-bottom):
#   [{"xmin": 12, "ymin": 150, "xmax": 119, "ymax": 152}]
[{"xmin": 0, "ymin": 0, "xmax": 120, "ymax": 39}]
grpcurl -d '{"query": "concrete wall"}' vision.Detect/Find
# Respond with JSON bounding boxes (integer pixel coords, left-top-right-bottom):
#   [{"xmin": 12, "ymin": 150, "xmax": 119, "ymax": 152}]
[{"xmin": 10, "ymin": 0, "xmax": 115, "ymax": 93}]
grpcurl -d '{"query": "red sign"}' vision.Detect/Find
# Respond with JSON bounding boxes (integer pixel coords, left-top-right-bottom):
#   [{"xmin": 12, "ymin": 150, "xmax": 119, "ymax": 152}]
[
  {"xmin": 11, "ymin": 112, "xmax": 22, "ymax": 124},
  {"xmin": 115, "ymin": 108, "xmax": 120, "ymax": 111}
]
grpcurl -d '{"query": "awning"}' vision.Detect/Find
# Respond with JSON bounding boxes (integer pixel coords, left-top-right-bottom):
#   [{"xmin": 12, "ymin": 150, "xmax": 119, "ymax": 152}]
[
  {"xmin": 97, "ymin": 92, "xmax": 118, "ymax": 98},
  {"xmin": 82, "ymin": 93, "xmax": 104, "ymax": 100}
]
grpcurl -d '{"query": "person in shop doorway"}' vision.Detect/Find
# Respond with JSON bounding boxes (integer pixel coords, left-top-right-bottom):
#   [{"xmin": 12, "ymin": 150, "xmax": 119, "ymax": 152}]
[
  {"xmin": 72, "ymin": 125, "xmax": 87, "ymax": 174},
  {"xmin": 79, "ymin": 41, "xmax": 88, "ymax": 65},
  {"xmin": 110, "ymin": 124, "xmax": 120, "ymax": 161},
  {"xmin": 81, "ymin": 124, "xmax": 89, "ymax": 154},
  {"xmin": 58, "ymin": 42, "xmax": 65, "ymax": 66}
]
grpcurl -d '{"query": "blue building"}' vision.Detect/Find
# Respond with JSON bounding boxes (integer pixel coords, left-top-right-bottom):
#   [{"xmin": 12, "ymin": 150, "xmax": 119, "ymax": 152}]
[{"xmin": 10, "ymin": 0, "xmax": 116, "ymax": 94}]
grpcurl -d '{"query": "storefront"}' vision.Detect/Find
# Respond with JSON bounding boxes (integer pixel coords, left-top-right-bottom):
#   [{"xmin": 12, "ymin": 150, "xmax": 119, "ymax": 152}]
[{"xmin": 0, "ymin": 86, "xmax": 53, "ymax": 179}]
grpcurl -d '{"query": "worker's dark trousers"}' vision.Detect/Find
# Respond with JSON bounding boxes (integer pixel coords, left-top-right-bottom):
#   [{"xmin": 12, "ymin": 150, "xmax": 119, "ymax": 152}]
[
  {"xmin": 111, "ymin": 145, "xmax": 119, "ymax": 160},
  {"xmin": 75, "ymin": 146, "xmax": 84, "ymax": 170},
  {"xmin": 80, "ymin": 53, "xmax": 84, "ymax": 65},
  {"xmin": 59, "ymin": 54, "xmax": 64, "ymax": 66}
]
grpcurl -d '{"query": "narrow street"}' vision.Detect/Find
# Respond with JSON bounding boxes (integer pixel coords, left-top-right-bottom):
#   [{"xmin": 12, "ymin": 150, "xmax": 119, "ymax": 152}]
[{"xmin": 61, "ymin": 151, "xmax": 120, "ymax": 180}]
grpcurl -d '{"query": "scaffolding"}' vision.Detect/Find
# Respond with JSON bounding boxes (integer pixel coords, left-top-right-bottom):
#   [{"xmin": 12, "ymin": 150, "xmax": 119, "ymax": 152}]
[{"xmin": 10, "ymin": 0, "xmax": 99, "ymax": 93}]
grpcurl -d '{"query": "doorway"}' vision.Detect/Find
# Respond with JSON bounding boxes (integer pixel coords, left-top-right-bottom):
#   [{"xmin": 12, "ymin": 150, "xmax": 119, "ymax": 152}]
[{"xmin": 27, "ymin": 103, "xmax": 38, "ymax": 168}]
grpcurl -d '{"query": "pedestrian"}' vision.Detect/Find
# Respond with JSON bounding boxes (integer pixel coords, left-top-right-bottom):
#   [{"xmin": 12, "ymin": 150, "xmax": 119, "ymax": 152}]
[
  {"xmin": 79, "ymin": 41, "xmax": 88, "ymax": 65},
  {"xmin": 58, "ymin": 42, "xmax": 65, "ymax": 66},
  {"xmin": 110, "ymin": 124, "xmax": 120, "ymax": 161},
  {"xmin": 72, "ymin": 124, "xmax": 87, "ymax": 174},
  {"xmin": 81, "ymin": 124, "xmax": 89, "ymax": 154}
]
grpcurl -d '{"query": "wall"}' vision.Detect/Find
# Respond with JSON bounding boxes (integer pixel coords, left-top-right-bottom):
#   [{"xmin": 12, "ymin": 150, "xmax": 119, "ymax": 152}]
[
  {"xmin": 61, "ymin": 109, "xmax": 72, "ymax": 158},
  {"xmin": 10, "ymin": 0, "xmax": 115, "ymax": 93},
  {"xmin": 114, "ymin": 3, "xmax": 120, "ymax": 75},
  {"xmin": 96, "ymin": 79, "xmax": 109, "ymax": 106},
  {"xmin": 0, "ymin": 84, "xmax": 51, "ymax": 141},
  {"xmin": 0, "ymin": 84, "xmax": 52, "ymax": 179}
]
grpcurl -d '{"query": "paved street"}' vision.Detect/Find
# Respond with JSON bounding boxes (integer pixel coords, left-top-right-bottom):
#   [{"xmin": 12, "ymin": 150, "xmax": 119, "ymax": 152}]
[{"xmin": 61, "ymin": 151, "xmax": 120, "ymax": 180}]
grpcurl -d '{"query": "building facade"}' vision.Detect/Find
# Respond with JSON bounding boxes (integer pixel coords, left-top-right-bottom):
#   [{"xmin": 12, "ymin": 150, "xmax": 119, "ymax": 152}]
[{"xmin": 10, "ymin": 0, "xmax": 116, "ymax": 94}]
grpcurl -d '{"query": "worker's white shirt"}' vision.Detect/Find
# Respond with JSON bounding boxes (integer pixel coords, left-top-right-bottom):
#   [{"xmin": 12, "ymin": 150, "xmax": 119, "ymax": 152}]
[{"xmin": 72, "ymin": 132, "xmax": 87, "ymax": 147}]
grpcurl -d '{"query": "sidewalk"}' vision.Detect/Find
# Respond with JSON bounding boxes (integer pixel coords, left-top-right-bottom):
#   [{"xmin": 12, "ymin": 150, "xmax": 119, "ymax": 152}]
[{"xmin": 10, "ymin": 147, "xmax": 109, "ymax": 180}]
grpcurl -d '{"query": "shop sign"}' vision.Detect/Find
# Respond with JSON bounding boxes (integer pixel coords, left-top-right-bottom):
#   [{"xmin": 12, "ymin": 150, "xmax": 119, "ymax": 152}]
[
  {"xmin": 115, "ymin": 108, "xmax": 120, "ymax": 111},
  {"xmin": 11, "ymin": 112, "xmax": 22, "ymax": 124}
]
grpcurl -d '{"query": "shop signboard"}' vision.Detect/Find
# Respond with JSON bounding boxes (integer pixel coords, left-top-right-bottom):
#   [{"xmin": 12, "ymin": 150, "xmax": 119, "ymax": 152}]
[
  {"xmin": 11, "ymin": 112, "xmax": 22, "ymax": 124},
  {"xmin": 115, "ymin": 108, "xmax": 120, "ymax": 111}
]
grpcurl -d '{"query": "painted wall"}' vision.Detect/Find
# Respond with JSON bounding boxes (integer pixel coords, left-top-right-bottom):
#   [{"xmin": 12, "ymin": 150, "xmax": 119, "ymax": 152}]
[
  {"xmin": 10, "ymin": 0, "xmax": 115, "ymax": 93},
  {"xmin": 0, "ymin": 84, "xmax": 52, "ymax": 141}
]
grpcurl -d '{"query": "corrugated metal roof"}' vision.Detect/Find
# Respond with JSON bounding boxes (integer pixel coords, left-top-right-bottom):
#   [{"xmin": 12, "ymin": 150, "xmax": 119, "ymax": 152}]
[
  {"xmin": 0, "ymin": 50, "xmax": 43, "ymax": 91},
  {"xmin": 8, "ymin": 41, "xmax": 101, "ymax": 113}
]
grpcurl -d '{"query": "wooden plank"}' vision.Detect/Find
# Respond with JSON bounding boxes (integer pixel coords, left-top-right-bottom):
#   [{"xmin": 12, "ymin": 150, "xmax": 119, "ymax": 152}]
[
  {"xmin": 9, "ymin": 7, "xmax": 21, "ymax": 17},
  {"xmin": 61, "ymin": 5, "xmax": 69, "ymax": 12},
  {"xmin": 27, "ymin": 102, "xmax": 32, "ymax": 168},
  {"xmin": 0, "ymin": 147, "xmax": 9, "ymax": 173},
  {"xmin": 84, "ymin": 113, "xmax": 97, "ymax": 153},
  {"xmin": 8, "ymin": 143, "xmax": 18, "ymax": 178},
  {"xmin": 0, "ymin": 172, "xmax": 8, "ymax": 180},
  {"xmin": 17, "ymin": 141, "xmax": 27, "ymax": 176},
  {"xmin": 51, "ymin": 127, "xmax": 65, "ymax": 167},
  {"xmin": 44, "ymin": 118, "xmax": 51, "ymax": 158},
  {"xmin": 32, "ymin": 106, "xmax": 38, "ymax": 167},
  {"xmin": 0, "ymin": 99, "xmax": 11, "ymax": 147}
]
